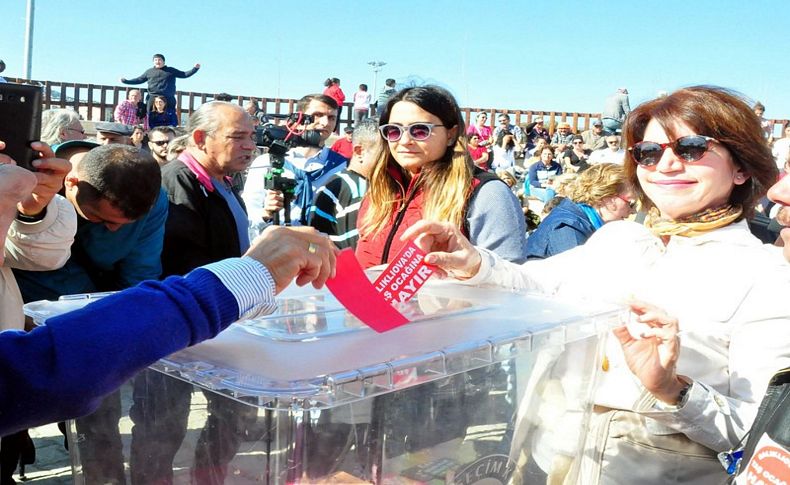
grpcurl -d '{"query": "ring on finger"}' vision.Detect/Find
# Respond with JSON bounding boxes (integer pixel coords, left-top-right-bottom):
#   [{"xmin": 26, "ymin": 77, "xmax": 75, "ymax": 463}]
[{"xmin": 308, "ymin": 242, "xmax": 318, "ymax": 254}]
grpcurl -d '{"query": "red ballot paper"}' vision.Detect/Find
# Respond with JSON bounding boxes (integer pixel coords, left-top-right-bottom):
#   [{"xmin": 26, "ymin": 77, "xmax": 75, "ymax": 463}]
[
  {"xmin": 372, "ymin": 240, "xmax": 434, "ymax": 305},
  {"xmin": 324, "ymin": 242, "xmax": 434, "ymax": 333},
  {"xmin": 325, "ymin": 249, "xmax": 410, "ymax": 333}
]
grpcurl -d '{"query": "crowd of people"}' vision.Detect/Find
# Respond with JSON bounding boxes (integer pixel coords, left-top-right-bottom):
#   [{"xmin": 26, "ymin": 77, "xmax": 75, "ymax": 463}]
[{"xmin": 0, "ymin": 59, "xmax": 788, "ymax": 484}]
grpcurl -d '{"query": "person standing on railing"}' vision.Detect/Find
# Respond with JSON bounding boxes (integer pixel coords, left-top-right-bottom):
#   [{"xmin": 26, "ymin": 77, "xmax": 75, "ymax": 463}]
[
  {"xmin": 120, "ymin": 53, "xmax": 200, "ymax": 118},
  {"xmin": 602, "ymin": 87, "xmax": 631, "ymax": 135},
  {"xmin": 323, "ymin": 77, "xmax": 345, "ymax": 133}
]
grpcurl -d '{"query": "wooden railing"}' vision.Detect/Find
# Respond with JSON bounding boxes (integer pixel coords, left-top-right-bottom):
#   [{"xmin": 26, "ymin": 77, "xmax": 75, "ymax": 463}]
[{"xmin": 8, "ymin": 77, "xmax": 789, "ymax": 137}]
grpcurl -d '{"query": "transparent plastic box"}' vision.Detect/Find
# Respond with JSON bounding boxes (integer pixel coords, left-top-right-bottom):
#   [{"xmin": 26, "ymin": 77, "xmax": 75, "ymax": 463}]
[{"xmin": 25, "ymin": 279, "xmax": 624, "ymax": 484}]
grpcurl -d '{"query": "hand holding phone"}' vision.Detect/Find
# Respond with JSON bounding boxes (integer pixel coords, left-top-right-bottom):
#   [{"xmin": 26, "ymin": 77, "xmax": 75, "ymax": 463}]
[
  {"xmin": 16, "ymin": 142, "xmax": 72, "ymax": 217},
  {"xmin": 0, "ymin": 83, "xmax": 43, "ymax": 171}
]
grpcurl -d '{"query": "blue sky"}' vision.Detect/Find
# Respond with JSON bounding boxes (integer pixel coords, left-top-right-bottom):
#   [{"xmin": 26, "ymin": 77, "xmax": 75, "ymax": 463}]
[{"xmin": 1, "ymin": 0, "xmax": 789, "ymax": 119}]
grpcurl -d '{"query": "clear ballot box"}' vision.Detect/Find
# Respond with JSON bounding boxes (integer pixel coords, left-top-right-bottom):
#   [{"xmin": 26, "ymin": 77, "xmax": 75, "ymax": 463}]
[{"xmin": 25, "ymin": 279, "xmax": 624, "ymax": 484}]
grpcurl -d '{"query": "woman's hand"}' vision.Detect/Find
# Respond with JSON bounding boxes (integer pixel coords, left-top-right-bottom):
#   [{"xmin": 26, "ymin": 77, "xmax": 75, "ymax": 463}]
[
  {"xmin": 400, "ymin": 221, "xmax": 482, "ymax": 280},
  {"xmin": 612, "ymin": 299, "xmax": 687, "ymax": 405}
]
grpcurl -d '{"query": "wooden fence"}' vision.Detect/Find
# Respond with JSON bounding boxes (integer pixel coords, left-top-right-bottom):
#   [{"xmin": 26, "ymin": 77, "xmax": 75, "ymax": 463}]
[{"xmin": 7, "ymin": 77, "xmax": 789, "ymax": 137}]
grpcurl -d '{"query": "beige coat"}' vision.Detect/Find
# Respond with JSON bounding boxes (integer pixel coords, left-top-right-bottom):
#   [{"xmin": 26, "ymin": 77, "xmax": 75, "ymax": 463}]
[
  {"xmin": 1, "ymin": 195, "xmax": 76, "ymax": 330},
  {"xmin": 468, "ymin": 220, "xmax": 790, "ymax": 484}
]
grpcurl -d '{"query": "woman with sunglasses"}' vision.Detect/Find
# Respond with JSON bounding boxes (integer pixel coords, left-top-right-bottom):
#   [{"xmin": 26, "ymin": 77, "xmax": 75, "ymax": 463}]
[
  {"xmin": 526, "ymin": 163, "xmax": 634, "ymax": 259},
  {"xmin": 401, "ymin": 86, "xmax": 789, "ymax": 484},
  {"xmin": 355, "ymin": 85, "xmax": 527, "ymax": 268},
  {"xmin": 561, "ymin": 134, "xmax": 591, "ymax": 173}
]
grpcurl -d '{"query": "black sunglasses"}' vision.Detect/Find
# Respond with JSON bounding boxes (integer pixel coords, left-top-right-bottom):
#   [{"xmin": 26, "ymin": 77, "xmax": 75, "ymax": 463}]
[
  {"xmin": 150, "ymin": 140, "xmax": 169, "ymax": 146},
  {"xmin": 379, "ymin": 123, "xmax": 444, "ymax": 142},
  {"xmin": 629, "ymin": 135, "xmax": 717, "ymax": 167}
]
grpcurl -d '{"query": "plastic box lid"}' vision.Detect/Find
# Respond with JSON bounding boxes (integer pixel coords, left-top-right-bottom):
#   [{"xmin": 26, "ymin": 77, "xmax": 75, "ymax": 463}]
[{"xmin": 24, "ymin": 279, "xmax": 624, "ymax": 410}]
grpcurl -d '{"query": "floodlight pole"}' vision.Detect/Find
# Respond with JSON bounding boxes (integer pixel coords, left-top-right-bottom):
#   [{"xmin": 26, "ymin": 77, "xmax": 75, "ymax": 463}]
[
  {"xmin": 367, "ymin": 61, "xmax": 387, "ymax": 108},
  {"xmin": 23, "ymin": 0, "xmax": 35, "ymax": 79}
]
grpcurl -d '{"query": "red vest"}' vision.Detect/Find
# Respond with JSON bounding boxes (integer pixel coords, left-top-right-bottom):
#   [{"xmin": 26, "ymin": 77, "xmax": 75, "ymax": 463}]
[{"xmin": 355, "ymin": 164, "xmax": 498, "ymax": 268}]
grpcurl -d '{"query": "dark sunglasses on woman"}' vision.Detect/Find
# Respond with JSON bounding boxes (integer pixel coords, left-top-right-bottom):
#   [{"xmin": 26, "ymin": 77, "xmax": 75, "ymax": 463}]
[{"xmin": 629, "ymin": 135, "xmax": 717, "ymax": 167}]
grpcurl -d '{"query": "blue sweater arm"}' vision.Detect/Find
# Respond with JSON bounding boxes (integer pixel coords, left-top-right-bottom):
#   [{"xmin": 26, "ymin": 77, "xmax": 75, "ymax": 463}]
[{"xmin": 0, "ymin": 268, "xmax": 239, "ymax": 435}]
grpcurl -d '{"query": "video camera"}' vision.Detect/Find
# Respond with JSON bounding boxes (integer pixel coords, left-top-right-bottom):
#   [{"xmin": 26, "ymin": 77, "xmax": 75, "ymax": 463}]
[
  {"xmin": 254, "ymin": 113, "xmax": 322, "ymax": 151},
  {"xmin": 257, "ymin": 112, "xmax": 323, "ymax": 225}
]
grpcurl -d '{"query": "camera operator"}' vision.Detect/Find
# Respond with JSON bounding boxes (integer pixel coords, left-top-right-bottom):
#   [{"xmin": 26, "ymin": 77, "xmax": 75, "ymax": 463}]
[{"xmin": 243, "ymin": 94, "xmax": 348, "ymax": 233}]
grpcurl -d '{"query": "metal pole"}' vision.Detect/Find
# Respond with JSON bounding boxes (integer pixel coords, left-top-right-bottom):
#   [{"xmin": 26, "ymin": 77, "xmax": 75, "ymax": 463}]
[
  {"xmin": 23, "ymin": 0, "xmax": 35, "ymax": 79},
  {"xmin": 367, "ymin": 61, "xmax": 386, "ymax": 115},
  {"xmin": 371, "ymin": 69, "xmax": 379, "ymax": 105}
]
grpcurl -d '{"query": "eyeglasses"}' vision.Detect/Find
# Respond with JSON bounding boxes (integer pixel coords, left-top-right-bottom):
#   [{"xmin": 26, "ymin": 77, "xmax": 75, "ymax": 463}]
[
  {"xmin": 616, "ymin": 194, "xmax": 637, "ymax": 210},
  {"xmin": 499, "ymin": 119, "xmax": 509, "ymax": 123},
  {"xmin": 66, "ymin": 127, "xmax": 86, "ymax": 135},
  {"xmin": 629, "ymin": 135, "xmax": 717, "ymax": 167},
  {"xmin": 379, "ymin": 123, "xmax": 444, "ymax": 142},
  {"xmin": 150, "ymin": 140, "xmax": 169, "ymax": 146},
  {"xmin": 572, "ymin": 141, "xmax": 583, "ymax": 144}
]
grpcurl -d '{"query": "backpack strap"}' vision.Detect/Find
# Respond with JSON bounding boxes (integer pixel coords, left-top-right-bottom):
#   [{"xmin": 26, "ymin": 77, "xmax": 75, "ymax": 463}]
[{"xmin": 461, "ymin": 168, "xmax": 504, "ymax": 237}]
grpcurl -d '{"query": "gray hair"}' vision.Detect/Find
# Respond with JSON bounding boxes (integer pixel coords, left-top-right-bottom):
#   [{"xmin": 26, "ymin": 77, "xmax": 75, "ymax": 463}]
[
  {"xmin": 186, "ymin": 101, "xmax": 245, "ymax": 145},
  {"xmin": 41, "ymin": 108, "xmax": 81, "ymax": 145},
  {"xmin": 167, "ymin": 134, "xmax": 190, "ymax": 159},
  {"xmin": 352, "ymin": 119, "xmax": 380, "ymax": 148}
]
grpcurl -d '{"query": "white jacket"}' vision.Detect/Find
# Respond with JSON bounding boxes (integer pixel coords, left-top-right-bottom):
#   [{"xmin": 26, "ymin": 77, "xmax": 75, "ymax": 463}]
[
  {"xmin": 1, "ymin": 195, "xmax": 77, "ymax": 330},
  {"xmin": 467, "ymin": 220, "xmax": 790, "ymax": 456}
]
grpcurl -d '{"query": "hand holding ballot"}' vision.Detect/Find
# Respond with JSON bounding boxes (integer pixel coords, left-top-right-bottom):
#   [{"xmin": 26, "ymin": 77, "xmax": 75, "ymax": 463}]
[
  {"xmin": 246, "ymin": 226, "xmax": 338, "ymax": 294},
  {"xmin": 400, "ymin": 220, "xmax": 482, "ymax": 280}
]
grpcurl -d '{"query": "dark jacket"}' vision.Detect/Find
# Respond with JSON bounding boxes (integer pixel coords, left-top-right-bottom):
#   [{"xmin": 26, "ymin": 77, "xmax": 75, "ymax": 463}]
[
  {"xmin": 148, "ymin": 109, "xmax": 179, "ymax": 128},
  {"xmin": 526, "ymin": 197, "xmax": 596, "ymax": 259},
  {"xmin": 160, "ymin": 157, "xmax": 245, "ymax": 277},
  {"xmin": 122, "ymin": 66, "xmax": 199, "ymax": 98},
  {"xmin": 738, "ymin": 367, "xmax": 789, "ymax": 477}
]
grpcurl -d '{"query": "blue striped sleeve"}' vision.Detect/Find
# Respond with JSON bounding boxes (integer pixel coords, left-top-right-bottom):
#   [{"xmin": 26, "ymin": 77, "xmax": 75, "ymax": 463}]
[{"xmin": 201, "ymin": 257, "xmax": 278, "ymax": 319}]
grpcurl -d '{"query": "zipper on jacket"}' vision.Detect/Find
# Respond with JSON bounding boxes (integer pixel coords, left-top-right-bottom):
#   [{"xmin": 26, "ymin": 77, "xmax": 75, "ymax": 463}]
[{"xmin": 380, "ymin": 178, "xmax": 420, "ymax": 264}]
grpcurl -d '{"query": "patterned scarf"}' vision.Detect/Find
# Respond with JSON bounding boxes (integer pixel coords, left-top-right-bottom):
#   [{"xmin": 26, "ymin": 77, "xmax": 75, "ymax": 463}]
[{"xmin": 644, "ymin": 204, "xmax": 743, "ymax": 237}]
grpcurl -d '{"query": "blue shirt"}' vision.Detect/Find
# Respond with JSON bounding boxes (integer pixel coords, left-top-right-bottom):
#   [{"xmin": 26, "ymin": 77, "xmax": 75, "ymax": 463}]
[
  {"xmin": 14, "ymin": 189, "xmax": 168, "ymax": 301},
  {"xmin": 214, "ymin": 178, "xmax": 250, "ymax": 253}
]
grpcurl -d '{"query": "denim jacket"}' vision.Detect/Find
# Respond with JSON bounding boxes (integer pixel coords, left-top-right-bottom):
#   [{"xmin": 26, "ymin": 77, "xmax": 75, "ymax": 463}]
[{"xmin": 526, "ymin": 198, "xmax": 596, "ymax": 259}]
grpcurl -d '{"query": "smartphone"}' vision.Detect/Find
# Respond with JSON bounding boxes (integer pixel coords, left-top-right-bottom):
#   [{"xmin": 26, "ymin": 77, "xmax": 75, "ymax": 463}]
[{"xmin": 0, "ymin": 83, "xmax": 43, "ymax": 171}]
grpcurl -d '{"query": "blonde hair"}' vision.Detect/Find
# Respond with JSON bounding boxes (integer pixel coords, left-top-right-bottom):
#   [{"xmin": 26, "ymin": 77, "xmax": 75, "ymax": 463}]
[
  {"xmin": 360, "ymin": 86, "xmax": 474, "ymax": 237},
  {"xmin": 496, "ymin": 169, "xmax": 517, "ymax": 188},
  {"xmin": 564, "ymin": 163, "xmax": 629, "ymax": 207}
]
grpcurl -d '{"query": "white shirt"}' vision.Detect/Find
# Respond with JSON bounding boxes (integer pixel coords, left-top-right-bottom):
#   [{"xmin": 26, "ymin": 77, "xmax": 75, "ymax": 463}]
[
  {"xmin": 589, "ymin": 147, "xmax": 625, "ymax": 165},
  {"xmin": 466, "ymin": 220, "xmax": 790, "ymax": 454},
  {"xmin": 353, "ymin": 91, "xmax": 372, "ymax": 111},
  {"xmin": 772, "ymin": 137, "xmax": 790, "ymax": 169},
  {"xmin": 242, "ymin": 149, "xmax": 344, "ymax": 233}
]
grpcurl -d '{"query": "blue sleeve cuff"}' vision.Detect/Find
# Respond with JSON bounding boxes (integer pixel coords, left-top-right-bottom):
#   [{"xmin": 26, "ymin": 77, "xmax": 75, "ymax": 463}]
[{"xmin": 201, "ymin": 257, "xmax": 277, "ymax": 319}]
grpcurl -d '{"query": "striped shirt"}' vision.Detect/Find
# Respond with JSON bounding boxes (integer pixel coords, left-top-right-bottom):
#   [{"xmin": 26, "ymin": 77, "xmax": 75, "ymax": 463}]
[
  {"xmin": 307, "ymin": 170, "xmax": 367, "ymax": 250},
  {"xmin": 201, "ymin": 256, "xmax": 277, "ymax": 319}
]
